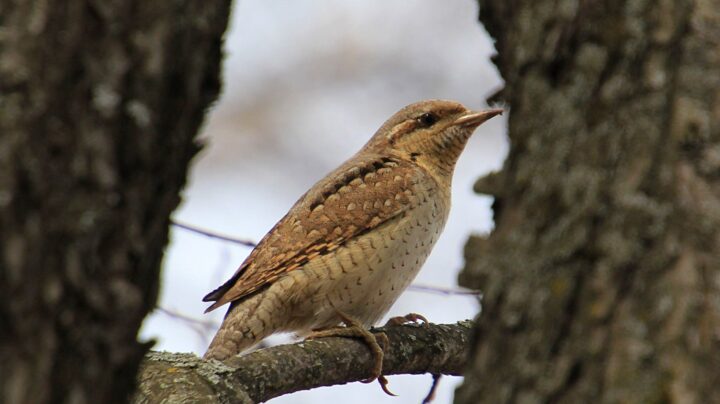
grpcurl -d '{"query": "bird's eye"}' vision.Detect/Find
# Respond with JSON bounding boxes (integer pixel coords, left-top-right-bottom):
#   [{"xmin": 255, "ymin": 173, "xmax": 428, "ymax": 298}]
[{"xmin": 417, "ymin": 112, "xmax": 438, "ymax": 127}]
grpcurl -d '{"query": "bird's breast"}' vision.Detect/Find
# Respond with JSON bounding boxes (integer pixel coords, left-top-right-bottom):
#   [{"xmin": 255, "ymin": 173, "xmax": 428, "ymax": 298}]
[{"xmin": 296, "ymin": 187, "xmax": 450, "ymax": 330}]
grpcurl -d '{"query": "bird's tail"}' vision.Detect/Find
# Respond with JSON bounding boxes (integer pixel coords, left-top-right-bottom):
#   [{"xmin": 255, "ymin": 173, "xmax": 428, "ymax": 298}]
[{"xmin": 203, "ymin": 292, "xmax": 271, "ymax": 361}]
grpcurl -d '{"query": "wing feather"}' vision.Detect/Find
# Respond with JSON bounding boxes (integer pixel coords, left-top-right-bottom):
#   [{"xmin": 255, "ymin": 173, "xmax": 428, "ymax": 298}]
[{"xmin": 203, "ymin": 153, "xmax": 426, "ymax": 312}]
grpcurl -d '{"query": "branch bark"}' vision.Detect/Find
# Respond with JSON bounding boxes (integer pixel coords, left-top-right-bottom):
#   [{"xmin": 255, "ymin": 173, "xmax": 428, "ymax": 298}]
[{"xmin": 135, "ymin": 321, "xmax": 472, "ymax": 403}]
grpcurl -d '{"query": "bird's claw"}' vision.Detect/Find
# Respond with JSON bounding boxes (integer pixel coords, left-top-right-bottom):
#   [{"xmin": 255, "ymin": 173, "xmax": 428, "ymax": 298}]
[
  {"xmin": 307, "ymin": 309, "xmax": 396, "ymax": 396},
  {"xmin": 377, "ymin": 374, "xmax": 397, "ymax": 396}
]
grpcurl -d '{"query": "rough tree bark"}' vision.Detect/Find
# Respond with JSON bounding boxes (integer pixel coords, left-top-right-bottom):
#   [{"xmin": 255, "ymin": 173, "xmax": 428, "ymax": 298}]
[
  {"xmin": 0, "ymin": 2, "xmax": 231, "ymax": 403},
  {"xmin": 458, "ymin": 0, "xmax": 720, "ymax": 403}
]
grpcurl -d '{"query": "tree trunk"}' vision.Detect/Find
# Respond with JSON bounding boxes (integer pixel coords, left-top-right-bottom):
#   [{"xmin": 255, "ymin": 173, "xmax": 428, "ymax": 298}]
[
  {"xmin": 457, "ymin": 0, "xmax": 720, "ymax": 403},
  {"xmin": 0, "ymin": 2, "xmax": 231, "ymax": 403}
]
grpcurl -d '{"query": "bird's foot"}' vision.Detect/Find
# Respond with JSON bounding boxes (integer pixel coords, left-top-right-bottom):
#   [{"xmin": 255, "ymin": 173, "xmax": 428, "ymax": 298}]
[
  {"xmin": 307, "ymin": 310, "xmax": 395, "ymax": 396},
  {"xmin": 384, "ymin": 312, "xmax": 429, "ymax": 327}
]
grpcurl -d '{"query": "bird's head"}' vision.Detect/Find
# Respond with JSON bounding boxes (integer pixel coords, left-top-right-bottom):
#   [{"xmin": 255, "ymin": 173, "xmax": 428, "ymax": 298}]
[{"xmin": 364, "ymin": 99, "xmax": 503, "ymax": 178}]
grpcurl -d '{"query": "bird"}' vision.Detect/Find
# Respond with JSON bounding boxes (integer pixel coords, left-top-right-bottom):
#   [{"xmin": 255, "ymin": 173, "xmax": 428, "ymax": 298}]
[{"xmin": 202, "ymin": 99, "xmax": 502, "ymax": 382}]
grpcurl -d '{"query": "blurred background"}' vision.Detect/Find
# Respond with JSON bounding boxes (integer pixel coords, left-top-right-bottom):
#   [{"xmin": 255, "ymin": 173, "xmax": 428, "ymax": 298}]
[{"xmin": 139, "ymin": 0, "xmax": 507, "ymax": 402}]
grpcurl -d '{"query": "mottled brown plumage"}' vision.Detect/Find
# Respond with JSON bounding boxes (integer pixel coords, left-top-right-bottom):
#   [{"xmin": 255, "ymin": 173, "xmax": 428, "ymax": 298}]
[
  {"xmin": 203, "ymin": 155, "xmax": 419, "ymax": 312},
  {"xmin": 203, "ymin": 100, "xmax": 502, "ymax": 363}
]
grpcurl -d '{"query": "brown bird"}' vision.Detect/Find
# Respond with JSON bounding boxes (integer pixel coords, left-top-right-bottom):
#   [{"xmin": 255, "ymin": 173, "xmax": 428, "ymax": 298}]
[{"xmin": 203, "ymin": 99, "xmax": 502, "ymax": 380}]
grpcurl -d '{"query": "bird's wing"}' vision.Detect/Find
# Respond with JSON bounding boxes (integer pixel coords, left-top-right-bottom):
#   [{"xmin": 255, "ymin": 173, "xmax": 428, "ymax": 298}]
[{"xmin": 203, "ymin": 153, "xmax": 430, "ymax": 313}]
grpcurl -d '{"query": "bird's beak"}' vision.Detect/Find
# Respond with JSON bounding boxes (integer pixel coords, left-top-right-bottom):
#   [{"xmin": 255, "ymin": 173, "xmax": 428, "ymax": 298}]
[{"xmin": 453, "ymin": 108, "xmax": 504, "ymax": 127}]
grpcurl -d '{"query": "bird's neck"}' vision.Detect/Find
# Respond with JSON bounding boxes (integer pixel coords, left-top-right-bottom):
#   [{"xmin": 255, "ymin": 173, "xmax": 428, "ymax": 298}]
[{"xmin": 416, "ymin": 129, "xmax": 473, "ymax": 182}]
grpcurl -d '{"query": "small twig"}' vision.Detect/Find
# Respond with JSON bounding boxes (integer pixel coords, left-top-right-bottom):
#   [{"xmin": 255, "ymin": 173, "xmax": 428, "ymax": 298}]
[
  {"xmin": 155, "ymin": 306, "xmax": 218, "ymax": 349},
  {"xmin": 422, "ymin": 374, "xmax": 442, "ymax": 403},
  {"xmin": 171, "ymin": 220, "xmax": 257, "ymax": 247},
  {"xmin": 156, "ymin": 306, "xmax": 220, "ymax": 330},
  {"xmin": 407, "ymin": 284, "xmax": 481, "ymax": 297}
]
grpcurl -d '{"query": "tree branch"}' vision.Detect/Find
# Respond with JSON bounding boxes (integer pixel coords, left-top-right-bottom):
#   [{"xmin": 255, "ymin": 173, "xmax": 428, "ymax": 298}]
[{"xmin": 135, "ymin": 321, "xmax": 473, "ymax": 403}]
